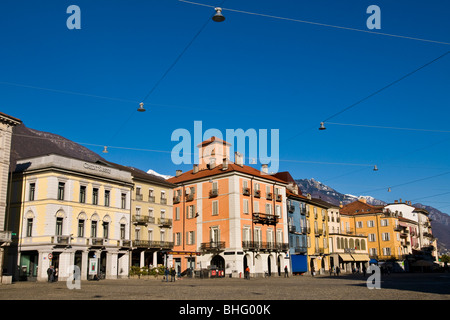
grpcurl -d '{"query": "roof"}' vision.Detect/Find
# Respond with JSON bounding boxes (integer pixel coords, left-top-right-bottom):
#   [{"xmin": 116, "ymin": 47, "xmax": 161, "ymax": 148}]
[
  {"xmin": 341, "ymin": 199, "xmax": 384, "ymax": 215},
  {"xmin": 105, "ymin": 161, "xmax": 176, "ymax": 188},
  {"xmin": 196, "ymin": 136, "xmax": 231, "ymax": 147},
  {"xmin": 167, "ymin": 162, "xmax": 287, "ymax": 185},
  {"xmin": 0, "ymin": 112, "xmax": 22, "ymax": 125}
]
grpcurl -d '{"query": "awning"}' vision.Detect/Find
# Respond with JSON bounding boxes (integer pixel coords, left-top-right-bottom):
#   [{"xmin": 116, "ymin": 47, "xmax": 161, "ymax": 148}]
[
  {"xmin": 339, "ymin": 254, "xmax": 354, "ymax": 261},
  {"xmin": 398, "ymin": 222, "xmax": 408, "ymax": 227},
  {"xmin": 351, "ymin": 254, "xmax": 370, "ymax": 261}
]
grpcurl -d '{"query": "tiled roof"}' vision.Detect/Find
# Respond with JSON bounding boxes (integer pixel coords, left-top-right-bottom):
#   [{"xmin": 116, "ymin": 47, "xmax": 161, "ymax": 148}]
[
  {"xmin": 341, "ymin": 200, "xmax": 384, "ymax": 215},
  {"xmin": 167, "ymin": 162, "xmax": 287, "ymax": 185}
]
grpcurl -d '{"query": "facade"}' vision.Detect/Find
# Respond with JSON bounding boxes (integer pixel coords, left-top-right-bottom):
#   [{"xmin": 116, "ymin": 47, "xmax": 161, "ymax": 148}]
[
  {"xmin": 286, "ymin": 191, "xmax": 308, "ymax": 274},
  {"xmin": 168, "ymin": 137, "xmax": 290, "ymax": 278},
  {"xmin": 304, "ymin": 197, "xmax": 331, "ymax": 275},
  {"xmin": 0, "ymin": 112, "xmax": 21, "ymax": 283},
  {"xmin": 8, "ymin": 154, "xmax": 133, "ymax": 281},
  {"xmin": 341, "ymin": 199, "xmax": 402, "ymax": 262},
  {"xmin": 125, "ymin": 167, "xmax": 176, "ymax": 268}
]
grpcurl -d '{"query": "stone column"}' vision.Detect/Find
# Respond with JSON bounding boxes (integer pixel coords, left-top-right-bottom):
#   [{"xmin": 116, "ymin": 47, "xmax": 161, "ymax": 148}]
[{"xmin": 81, "ymin": 250, "xmax": 88, "ymax": 280}]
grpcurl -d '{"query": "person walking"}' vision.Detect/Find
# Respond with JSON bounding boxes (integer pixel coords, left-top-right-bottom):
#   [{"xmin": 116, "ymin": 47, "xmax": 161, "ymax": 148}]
[
  {"xmin": 336, "ymin": 266, "xmax": 340, "ymax": 276},
  {"xmin": 284, "ymin": 265, "xmax": 289, "ymax": 278},
  {"xmin": 164, "ymin": 267, "xmax": 169, "ymax": 282},
  {"xmin": 47, "ymin": 265, "xmax": 54, "ymax": 282},
  {"xmin": 311, "ymin": 265, "xmax": 315, "ymax": 277},
  {"xmin": 245, "ymin": 266, "xmax": 250, "ymax": 280},
  {"xmin": 170, "ymin": 267, "xmax": 176, "ymax": 282}
]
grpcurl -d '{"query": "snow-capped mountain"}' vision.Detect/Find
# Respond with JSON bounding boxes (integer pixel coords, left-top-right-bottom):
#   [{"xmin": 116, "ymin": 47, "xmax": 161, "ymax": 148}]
[
  {"xmin": 294, "ymin": 178, "xmax": 386, "ymax": 206},
  {"xmin": 146, "ymin": 169, "xmax": 173, "ymax": 180}
]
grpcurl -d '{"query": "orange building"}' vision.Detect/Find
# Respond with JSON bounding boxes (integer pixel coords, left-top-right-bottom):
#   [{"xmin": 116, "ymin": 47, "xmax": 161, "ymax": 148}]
[{"xmin": 167, "ymin": 137, "xmax": 290, "ymax": 278}]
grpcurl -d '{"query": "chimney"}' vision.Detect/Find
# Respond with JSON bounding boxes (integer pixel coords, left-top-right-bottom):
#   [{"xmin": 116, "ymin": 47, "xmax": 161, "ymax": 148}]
[
  {"xmin": 209, "ymin": 158, "xmax": 216, "ymax": 169},
  {"xmin": 307, "ymin": 193, "xmax": 312, "ymax": 200},
  {"xmin": 399, "ymin": 198, "xmax": 402, "ymax": 203},
  {"xmin": 339, "ymin": 201, "xmax": 343, "ymax": 208},
  {"xmin": 235, "ymin": 152, "xmax": 243, "ymax": 167},
  {"xmin": 222, "ymin": 157, "xmax": 228, "ymax": 170},
  {"xmin": 394, "ymin": 200, "xmax": 398, "ymax": 203},
  {"xmin": 193, "ymin": 164, "xmax": 198, "ymax": 174},
  {"xmin": 261, "ymin": 164, "xmax": 268, "ymax": 175},
  {"xmin": 176, "ymin": 170, "xmax": 182, "ymax": 177}
]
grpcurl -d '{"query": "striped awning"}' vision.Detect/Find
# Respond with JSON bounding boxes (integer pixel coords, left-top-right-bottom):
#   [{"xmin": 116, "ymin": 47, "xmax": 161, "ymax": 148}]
[{"xmin": 351, "ymin": 254, "xmax": 370, "ymax": 261}]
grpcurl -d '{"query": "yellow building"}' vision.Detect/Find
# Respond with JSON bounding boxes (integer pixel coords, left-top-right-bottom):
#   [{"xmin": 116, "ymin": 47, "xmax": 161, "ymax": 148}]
[
  {"xmin": 9, "ymin": 154, "xmax": 134, "ymax": 281},
  {"xmin": 115, "ymin": 166, "xmax": 176, "ymax": 268},
  {"xmin": 341, "ymin": 199, "xmax": 403, "ymax": 266},
  {"xmin": 303, "ymin": 195, "xmax": 330, "ymax": 275}
]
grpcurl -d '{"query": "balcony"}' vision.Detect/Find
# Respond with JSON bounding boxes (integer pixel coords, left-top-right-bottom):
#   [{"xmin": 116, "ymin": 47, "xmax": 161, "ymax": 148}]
[
  {"xmin": 186, "ymin": 193, "xmax": 194, "ymax": 202},
  {"xmin": 242, "ymin": 241, "xmax": 289, "ymax": 252},
  {"xmin": 276, "ymin": 194, "xmax": 282, "ymax": 202},
  {"xmin": 254, "ymin": 190, "xmax": 261, "ymax": 198},
  {"xmin": 201, "ymin": 241, "xmax": 226, "ymax": 252},
  {"xmin": 52, "ymin": 235, "xmax": 71, "ymax": 245},
  {"xmin": 90, "ymin": 237, "xmax": 105, "ymax": 247},
  {"xmin": 294, "ymin": 246, "xmax": 307, "ymax": 254},
  {"xmin": 289, "ymin": 225, "xmax": 296, "ymax": 233},
  {"xmin": 158, "ymin": 218, "xmax": 173, "ymax": 227},
  {"xmin": 266, "ymin": 192, "xmax": 273, "ymax": 200},
  {"xmin": 132, "ymin": 215, "xmax": 150, "ymax": 225},
  {"xmin": 173, "ymin": 195, "xmax": 180, "ymax": 204},
  {"xmin": 148, "ymin": 196, "xmax": 155, "ymax": 203},
  {"xmin": 160, "ymin": 197, "xmax": 167, "ymax": 205},
  {"xmin": 209, "ymin": 188, "xmax": 219, "ymax": 198},
  {"xmin": 314, "ymin": 229, "xmax": 323, "ymax": 236},
  {"xmin": 288, "ymin": 205, "xmax": 295, "ymax": 213},
  {"xmin": 136, "ymin": 194, "xmax": 143, "ymax": 201},
  {"xmin": 253, "ymin": 212, "xmax": 278, "ymax": 225},
  {"xmin": 242, "ymin": 187, "xmax": 250, "ymax": 196},
  {"xmin": 133, "ymin": 240, "xmax": 174, "ymax": 249},
  {"xmin": 0, "ymin": 231, "xmax": 12, "ymax": 243},
  {"xmin": 314, "ymin": 247, "xmax": 325, "ymax": 255}
]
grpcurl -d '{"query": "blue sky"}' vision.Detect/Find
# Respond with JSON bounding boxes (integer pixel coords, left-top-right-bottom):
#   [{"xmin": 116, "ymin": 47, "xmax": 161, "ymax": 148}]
[{"xmin": 1, "ymin": 0, "xmax": 450, "ymax": 213}]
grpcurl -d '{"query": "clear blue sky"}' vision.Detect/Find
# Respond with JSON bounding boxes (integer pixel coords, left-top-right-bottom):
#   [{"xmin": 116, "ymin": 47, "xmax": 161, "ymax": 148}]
[{"xmin": 1, "ymin": 0, "xmax": 449, "ymax": 213}]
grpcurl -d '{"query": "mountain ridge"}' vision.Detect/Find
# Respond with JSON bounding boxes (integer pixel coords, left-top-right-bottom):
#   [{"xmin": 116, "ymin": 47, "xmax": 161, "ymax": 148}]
[{"xmin": 294, "ymin": 178, "xmax": 450, "ymax": 254}]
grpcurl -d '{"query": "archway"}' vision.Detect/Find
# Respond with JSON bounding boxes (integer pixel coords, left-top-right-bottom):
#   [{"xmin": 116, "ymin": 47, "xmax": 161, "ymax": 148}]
[{"xmin": 211, "ymin": 255, "xmax": 225, "ymax": 277}]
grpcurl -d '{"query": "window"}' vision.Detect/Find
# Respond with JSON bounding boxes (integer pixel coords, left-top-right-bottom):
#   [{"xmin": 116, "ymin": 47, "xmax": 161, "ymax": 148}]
[
  {"xmin": 368, "ymin": 233, "xmax": 376, "ymax": 242},
  {"xmin": 136, "ymin": 207, "xmax": 141, "ymax": 216},
  {"xmin": 29, "ymin": 183, "xmax": 36, "ymax": 201},
  {"xmin": 58, "ymin": 182, "xmax": 65, "ymax": 200},
  {"xmin": 175, "ymin": 207, "xmax": 180, "ymax": 220},
  {"xmin": 383, "ymin": 247, "xmax": 391, "ymax": 256},
  {"xmin": 79, "ymin": 186, "xmax": 86, "ymax": 203},
  {"xmin": 187, "ymin": 205, "xmax": 195, "ymax": 219},
  {"xmin": 367, "ymin": 220, "xmax": 375, "ymax": 228},
  {"xmin": 356, "ymin": 221, "xmax": 363, "ymax": 228},
  {"xmin": 370, "ymin": 248, "xmax": 377, "ymax": 256},
  {"xmin": 26, "ymin": 218, "xmax": 33, "ymax": 237},
  {"xmin": 187, "ymin": 231, "xmax": 195, "ymax": 245},
  {"xmin": 135, "ymin": 228, "xmax": 140, "ymax": 240},
  {"xmin": 121, "ymin": 193, "xmax": 127, "ymax": 209},
  {"xmin": 148, "ymin": 229, "xmax": 153, "ymax": 241},
  {"xmin": 104, "ymin": 190, "xmax": 110, "ymax": 207},
  {"xmin": 212, "ymin": 200, "xmax": 219, "ymax": 215},
  {"xmin": 92, "ymin": 188, "xmax": 99, "ymax": 205},
  {"xmin": 243, "ymin": 227, "xmax": 251, "ymax": 243},
  {"xmin": 265, "ymin": 203, "xmax": 272, "ymax": 215},
  {"xmin": 382, "ymin": 232, "xmax": 390, "ymax": 241},
  {"xmin": 381, "ymin": 219, "xmax": 389, "ymax": 227},
  {"xmin": 175, "ymin": 232, "xmax": 181, "ymax": 246},
  {"xmin": 103, "ymin": 222, "xmax": 109, "ymax": 239},
  {"xmin": 78, "ymin": 219, "xmax": 85, "ymax": 237},
  {"xmin": 56, "ymin": 217, "xmax": 63, "ymax": 236},
  {"xmin": 243, "ymin": 199, "xmax": 249, "ymax": 214},
  {"xmin": 120, "ymin": 224, "xmax": 126, "ymax": 240},
  {"xmin": 275, "ymin": 205, "xmax": 281, "ymax": 217},
  {"xmin": 254, "ymin": 201, "xmax": 259, "ymax": 213},
  {"xmin": 91, "ymin": 221, "xmax": 97, "ymax": 238}
]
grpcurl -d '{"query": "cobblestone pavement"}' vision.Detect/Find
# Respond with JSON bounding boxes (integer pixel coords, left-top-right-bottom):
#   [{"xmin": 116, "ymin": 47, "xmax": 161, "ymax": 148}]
[{"xmin": 1, "ymin": 273, "xmax": 449, "ymax": 300}]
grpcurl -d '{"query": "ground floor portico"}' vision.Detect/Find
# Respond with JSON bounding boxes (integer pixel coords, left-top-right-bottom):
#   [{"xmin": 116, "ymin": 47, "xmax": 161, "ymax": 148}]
[
  {"xmin": 13, "ymin": 245, "xmax": 130, "ymax": 282},
  {"xmin": 171, "ymin": 250, "xmax": 290, "ymax": 278}
]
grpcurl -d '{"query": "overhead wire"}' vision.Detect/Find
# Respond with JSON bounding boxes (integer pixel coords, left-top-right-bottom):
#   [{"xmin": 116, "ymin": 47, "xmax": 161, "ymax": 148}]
[{"xmin": 178, "ymin": 0, "xmax": 450, "ymax": 46}]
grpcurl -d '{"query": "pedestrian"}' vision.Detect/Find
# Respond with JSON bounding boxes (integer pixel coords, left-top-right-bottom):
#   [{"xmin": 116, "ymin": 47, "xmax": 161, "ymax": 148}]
[
  {"xmin": 245, "ymin": 266, "xmax": 250, "ymax": 280},
  {"xmin": 54, "ymin": 268, "xmax": 58, "ymax": 282},
  {"xmin": 177, "ymin": 265, "xmax": 181, "ymax": 278},
  {"xmin": 47, "ymin": 265, "xmax": 54, "ymax": 282},
  {"xmin": 329, "ymin": 266, "xmax": 332, "ymax": 276},
  {"xmin": 362, "ymin": 264, "xmax": 367, "ymax": 277},
  {"xmin": 284, "ymin": 265, "xmax": 288, "ymax": 278},
  {"xmin": 164, "ymin": 267, "xmax": 169, "ymax": 282},
  {"xmin": 171, "ymin": 267, "xmax": 176, "ymax": 282},
  {"xmin": 311, "ymin": 265, "xmax": 315, "ymax": 277},
  {"xmin": 336, "ymin": 266, "xmax": 340, "ymax": 276}
]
